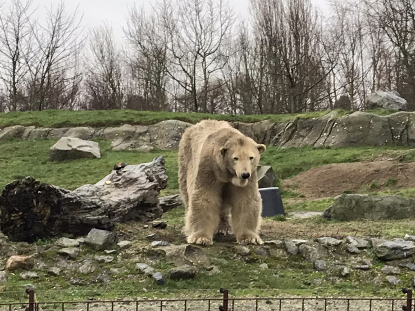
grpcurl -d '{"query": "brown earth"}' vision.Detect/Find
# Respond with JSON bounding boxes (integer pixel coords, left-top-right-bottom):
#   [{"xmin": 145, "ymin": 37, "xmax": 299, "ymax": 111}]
[{"xmin": 282, "ymin": 161, "xmax": 415, "ymax": 199}]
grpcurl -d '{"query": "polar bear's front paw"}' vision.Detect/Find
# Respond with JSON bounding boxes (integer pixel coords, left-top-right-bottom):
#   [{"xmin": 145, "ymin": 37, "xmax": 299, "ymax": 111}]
[
  {"xmin": 237, "ymin": 233, "xmax": 263, "ymax": 245},
  {"xmin": 187, "ymin": 234, "xmax": 213, "ymax": 246}
]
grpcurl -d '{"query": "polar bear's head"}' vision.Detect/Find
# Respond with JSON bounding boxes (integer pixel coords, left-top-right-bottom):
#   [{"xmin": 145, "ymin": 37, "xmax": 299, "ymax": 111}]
[{"xmin": 220, "ymin": 136, "xmax": 266, "ymax": 187}]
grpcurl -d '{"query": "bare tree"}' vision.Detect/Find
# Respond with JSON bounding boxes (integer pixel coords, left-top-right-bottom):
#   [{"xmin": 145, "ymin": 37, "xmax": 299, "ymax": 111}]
[
  {"xmin": 84, "ymin": 24, "xmax": 123, "ymax": 110},
  {"xmin": 0, "ymin": 0, "xmax": 34, "ymax": 111}
]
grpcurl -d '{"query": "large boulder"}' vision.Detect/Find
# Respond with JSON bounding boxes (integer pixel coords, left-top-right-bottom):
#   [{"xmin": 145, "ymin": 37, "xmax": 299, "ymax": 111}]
[
  {"xmin": 49, "ymin": 137, "xmax": 101, "ymax": 161},
  {"xmin": 64, "ymin": 127, "xmax": 96, "ymax": 140},
  {"xmin": 0, "ymin": 156, "xmax": 168, "ymax": 242},
  {"xmin": 148, "ymin": 120, "xmax": 191, "ymax": 150},
  {"xmin": 329, "ymin": 194, "xmax": 415, "ymax": 221},
  {"xmin": 375, "ymin": 239, "xmax": 415, "ymax": 260},
  {"xmin": 0, "ymin": 125, "xmax": 26, "ymax": 141},
  {"xmin": 103, "ymin": 124, "xmax": 152, "ymax": 152},
  {"xmin": 366, "ymin": 90, "xmax": 407, "ymax": 111}
]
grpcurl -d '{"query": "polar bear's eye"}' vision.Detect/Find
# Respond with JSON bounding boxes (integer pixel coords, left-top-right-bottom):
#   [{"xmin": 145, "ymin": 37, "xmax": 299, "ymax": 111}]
[
  {"xmin": 249, "ymin": 156, "xmax": 254, "ymax": 160},
  {"xmin": 233, "ymin": 157, "xmax": 239, "ymax": 160}
]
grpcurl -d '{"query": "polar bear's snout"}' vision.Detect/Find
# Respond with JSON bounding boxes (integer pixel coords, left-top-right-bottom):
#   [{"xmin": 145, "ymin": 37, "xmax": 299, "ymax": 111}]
[{"xmin": 241, "ymin": 172, "xmax": 250, "ymax": 179}]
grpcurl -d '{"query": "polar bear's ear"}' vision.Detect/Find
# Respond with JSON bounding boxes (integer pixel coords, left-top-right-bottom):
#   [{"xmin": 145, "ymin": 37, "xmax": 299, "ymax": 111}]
[
  {"xmin": 220, "ymin": 147, "xmax": 228, "ymax": 156},
  {"xmin": 257, "ymin": 144, "xmax": 266, "ymax": 154}
]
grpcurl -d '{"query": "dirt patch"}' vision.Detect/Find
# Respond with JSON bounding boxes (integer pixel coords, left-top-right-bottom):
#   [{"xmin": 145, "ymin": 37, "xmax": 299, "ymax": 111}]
[{"xmin": 282, "ymin": 160, "xmax": 415, "ymax": 199}]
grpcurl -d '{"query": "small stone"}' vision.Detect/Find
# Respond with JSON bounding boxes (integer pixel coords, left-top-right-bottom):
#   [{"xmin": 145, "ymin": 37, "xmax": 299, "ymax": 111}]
[
  {"xmin": 255, "ymin": 247, "xmax": 270, "ymax": 257},
  {"xmin": 284, "ymin": 240, "xmax": 299, "ymax": 255},
  {"xmin": 117, "ymin": 241, "xmax": 132, "ymax": 249},
  {"xmin": 47, "ymin": 267, "xmax": 61, "ymax": 276},
  {"xmin": 291, "ymin": 239, "xmax": 309, "ymax": 246},
  {"xmin": 235, "ymin": 245, "xmax": 250, "ymax": 256},
  {"xmin": 152, "ymin": 272, "xmax": 166, "ymax": 285},
  {"xmin": 94, "ymin": 271, "xmax": 110, "ymax": 284},
  {"xmin": 105, "ymin": 180, "xmax": 111, "ymax": 185},
  {"xmin": 0, "ymin": 271, "xmax": 8, "ymax": 286},
  {"xmin": 136, "ymin": 263, "xmax": 154, "ymax": 276},
  {"xmin": 6, "ymin": 255, "xmax": 35, "ymax": 271},
  {"xmin": 85, "ymin": 228, "xmax": 118, "ymax": 251},
  {"xmin": 380, "ymin": 265, "xmax": 401, "ymax": 275},
  {"xmin": 169, "ymin": 265, "xmax": 196, "ymax": 280},
  {"xmin": 152, "ymin": 222, "xmax": 167, "ymax": 229},
  {"xmin": 143, "ymin": 225, "xmax": 149, "ymax": 229},
  {"xmin": 346, "ymin": 244, "xmax": 361, "ymax": 254},
  {"xmin": 206, "ymin": 265, "xmax": 221, "ymax": 275},
  {"xmin": 404, "ymin": 234, "xmax": 415, "ymax": 242},
  {"xmin": 151, "ymin": 241, "xmax": 169, "ymax": 247},
  {"xmin": 316, "ymin": 237, "xmax": 342, "ymax": 246},
  {"xmin": 299, "ymin": 244, "xmax": 320, "ymax": 262},
  {"xmin": 385, "ymin": 275, "xmax": 401, "ymax": 285},
  {"xmin": 78, "ymin": 261, "xmax": 96, "ymax": 274},
  {"xmin": 313, "ymin": 260, "xmax": 327, "ymax": 271},
  {"xmin": 352, "ymin": 265, "xmax": 370, "ymax": 270},
  {"xmin": 265, "ymin": 240, "xmax": 284, "ymax": 248},
  {"xmin": 94, "ymin": 255, "xmax": 114, "ymax": 263},
  {"xmin": 312, "ymin": 278, "xmax": 323, "ymax": 285},
  {"xmin": 20, "ymin": 271, "xmax": 39, "ymax": 280},
  {"xmin": 146, "ymin": 233, "xmax": 158, "ymax": 240},
  {"xmin": 58, "ymin": 248, "xmax": 80, "ymax": 259},
  {"xmin": 399, "ymin": 263, "xmax": 415, "ymax": 271},
  {"xmin": 346, "ymin": 236, "xmax": 369, "ymax": 249},
  {"xmin": 55, "ymin": 237, "xmax": 80, "ymax": 248},
  {"xmin": 104, "ymin": 250, "xmax": 117, "ymax": 254},
  {"xmin": 259, "ymin": 263, "xmax": 268, "ymax": 269},
  {"xmin": 340, "ymin": 266, "xmax": 350, "ymax": 277}
]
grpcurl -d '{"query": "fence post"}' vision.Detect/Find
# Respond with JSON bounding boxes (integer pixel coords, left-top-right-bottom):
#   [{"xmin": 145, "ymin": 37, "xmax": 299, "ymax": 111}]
[
  {"xmin": 26, "ymin": 288, "xmax": 35, "ymax": 311},
  {"xmin": 219, "ymin": 288, "xmax": 228, "ymax": 311},
  {"xmin": 402, "ymin": 288, "xmax": 413, "ymax": 311}
]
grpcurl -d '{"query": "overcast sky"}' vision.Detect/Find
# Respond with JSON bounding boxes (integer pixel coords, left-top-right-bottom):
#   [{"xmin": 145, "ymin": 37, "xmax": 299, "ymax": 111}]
[{"xmin": 29, "ymin": 0, "xmax": 330, "ymax": 40}]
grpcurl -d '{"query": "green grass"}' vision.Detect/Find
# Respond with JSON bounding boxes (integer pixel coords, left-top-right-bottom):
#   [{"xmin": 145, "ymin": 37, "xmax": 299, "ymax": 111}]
[
  {"xmin": 284, "ymin": 198, "xmax": 333, "ymax": 212},
  {"xmin": 0, "ymin": 108, "xmax": 404, "ymax": 128}
]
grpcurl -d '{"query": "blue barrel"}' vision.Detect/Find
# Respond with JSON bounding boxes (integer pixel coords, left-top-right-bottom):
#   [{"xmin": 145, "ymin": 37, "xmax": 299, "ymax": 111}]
[{"xmin": 259, "ymin": 187, "xmax": 285, "ymax": 217}]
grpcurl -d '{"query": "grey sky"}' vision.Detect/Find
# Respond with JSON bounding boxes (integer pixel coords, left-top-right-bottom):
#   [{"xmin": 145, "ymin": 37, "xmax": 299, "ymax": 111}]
[{"xmin": 32, "ymin": 0, "xmax": 330, "ymax": 39}]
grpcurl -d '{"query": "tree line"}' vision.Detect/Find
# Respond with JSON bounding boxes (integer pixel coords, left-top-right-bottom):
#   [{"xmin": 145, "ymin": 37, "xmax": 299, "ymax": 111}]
[{"xmin": 0, "ymin": 0, "xmax": 414, "ymax": 114}]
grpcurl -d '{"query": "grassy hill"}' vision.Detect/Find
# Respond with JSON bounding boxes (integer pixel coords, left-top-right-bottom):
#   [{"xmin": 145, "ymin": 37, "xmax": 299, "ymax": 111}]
[{"xmin": 0, "ymin": 108, "xmax": 400, "ymax": 128}]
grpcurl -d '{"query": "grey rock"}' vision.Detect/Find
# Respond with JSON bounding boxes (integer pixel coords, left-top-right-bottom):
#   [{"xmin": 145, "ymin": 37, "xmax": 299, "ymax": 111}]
[
  {"xmin": 0, "ymin": 271, "xmax": 8, "ymax": 286},
  {"xmin": 69, "ymin": 277, "xmax": 86, "ymax": 286},
  {"xmin": 49, "ymin": 137, "xmax": 100, "ymax": 161},
  {"xmin": 64, "ymin": 127, "xmax": 96, "ymax": 140},
  {"xmin": 346, "ymin": 244, "xmax": 361, "ymax": 254},
  {"xmin": 346, "ymin": 236, "xmax": 369, "ymax": 249},
  {"xmin": 316, "ymin": 237, "xmax": 342, "ymax": 246},
  {"xmin": 331, "ymin": 194, "xmax": 415, "ymax": 221},
  {"xmin": 20, "ymin": 271, "xmax": 39, "ymax": 280},
  {"xmin": 152, "ymin": 272, "xmax": 166, "ymax": 285},
  {"xmin": 265, "ymin": 240, "xmax": 284, "ymax": 248},
  {"xmin": 47, "ymin": 267, "xmax": 61, "ymax": 276},
  {"xmin": 312, "ymin": 278, "xmax": 323, "ymax": 285},
  {"xmin": 322, "ymin": 206, "xmax": 332, "ymax": 220},
  {"xmin": 404, "ymin": 234, "xmax": 415, "ymax": 242},
  {"xmin": 235, "ymin": 245, "xmax": 250, "ymax": 256},
  {"xmin": 291, "ymin": 239, "xmax": 309, "ymax": 246},
  {"xmin": 162, "ymin": 244, "xmax": 209, "ymax": 267},
  {"xmin": 371, "ymin": 238, "xmax": 387, "ymax": 249},
  {"xmin": 159, "ymin": 195, "xmax": 183, "ymax": 213},
  {"xmin": 94, "ymin": 255, "xmax": 114, "ymax": 263},
  {"xmin": 259, "ymin": 263, "xmax": 269, "ymax": 269},
  {"xmin": 366, "ymin": 90, "xmax": 407, "ymax": 111},
  {"xmin": 94, "ymin": 271, "xmax": 110, "ymax": 284},
  {"xmin": 104, "ymin": 250, "xmax": 117, "ymax": 254},
  {"xmin": 257, "ymin": 165, "xmax": 276, "ymax": 188},
  {"xmin": 77, "ymin": 238, "xmax": 86, "ymax": 244},
  {"xmin": 58, "ymin": 248, "xmax": 80, "ymax": 259},
  {"xmin": 0, "ymin": 125, "xmax": 26, "ymax": 141},
  {"xmin": 255, "ymin": 247, "xmax": 270, "ymax": 257},
  {"xmin": 136, "ymin": 263, "xmax": 154, "ymax": 276},
  {"xmin": 85, "ymin": 229, "xmax": 118, "ymax": 251},
  {"xmin": 117, "ymin": 241, "xmax": 132, "ymax": 249},
  {"xmin": 375, "ymin": 239, "xmax": 415, "ymax": 260},
  {"xmin": 313, "ymin": 260, "xmax": 327, "ymax": 271},
  {"xmin": 47, "ymin": 128, "xmax": 69, "ymax": 138},
  {"xmin": 340, "ymin": 266, "xmax": 350, "ymax": 277},
  {"xmin": 55, "ymin": 237, "xmax": 80, "ymax": 248},
  {"xmin": 352, "ymin": 265, "xmax": 370, "ymax": 270},
  {"xmin": 78, "ymin": 260, "xmax": 96, "ymax": 274},
  {"xmin": 385, "ymin": 275, "xmax": 401, "ymax": 285},
  {"xmin": 299, "ymin": 244, "xmax": 321, "ymax": 262},
  {"xmin": 290, "ymin": 211, "xmax": 322, "ymax": 219},
  {"xmin": 380, "ymin": 265, "xmax": 401, "ymax": 275},
  {"xmin": 399, "ymin": 263, "xmax": 415, "ymax": 271},
  {"xmin": 151, "ymin": 241, "xmax": 169, "ymax": 247},
  {"xmin": 284, "ymin": 240, "xmax": 299, "ymax": 255},
  {"xmin": 169, "ymin": 265, "xmax": 196, "ymax": 280},
  {"xmin": 149, "ymin": 120, "xmax": 192, "ymax": 150},
  {"xmin": 206, "ymin": 265, "xmax": 221, "ymax": 275}
]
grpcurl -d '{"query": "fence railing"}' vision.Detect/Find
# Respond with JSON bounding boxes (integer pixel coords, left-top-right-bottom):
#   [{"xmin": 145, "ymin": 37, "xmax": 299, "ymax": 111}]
[{"xmin": 0, "ymin": 287, "xmax": 413, "ymax": 311}]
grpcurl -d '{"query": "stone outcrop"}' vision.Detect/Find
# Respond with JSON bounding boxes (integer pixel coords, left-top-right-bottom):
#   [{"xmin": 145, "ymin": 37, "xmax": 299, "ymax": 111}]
[
  {"xmin": 327, "ymin": 194, "xmax": 415, "ymax": 221},
  {"xmin": 0, "ymin": 156, "xmax": 167, "ymax": 242},
  {"xmin": 49, "ymin": 137, "xmax": 101, "ymax": 161},
  {"xmin": 3, "ymin": 111, "xmax": 415, "ymax": 150}
]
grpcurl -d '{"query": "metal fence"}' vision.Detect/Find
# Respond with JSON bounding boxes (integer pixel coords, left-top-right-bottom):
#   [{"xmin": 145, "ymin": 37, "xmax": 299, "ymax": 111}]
[{"xmin": 0, "ymin": 288, "xmax": 414, "ymax": 311}]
